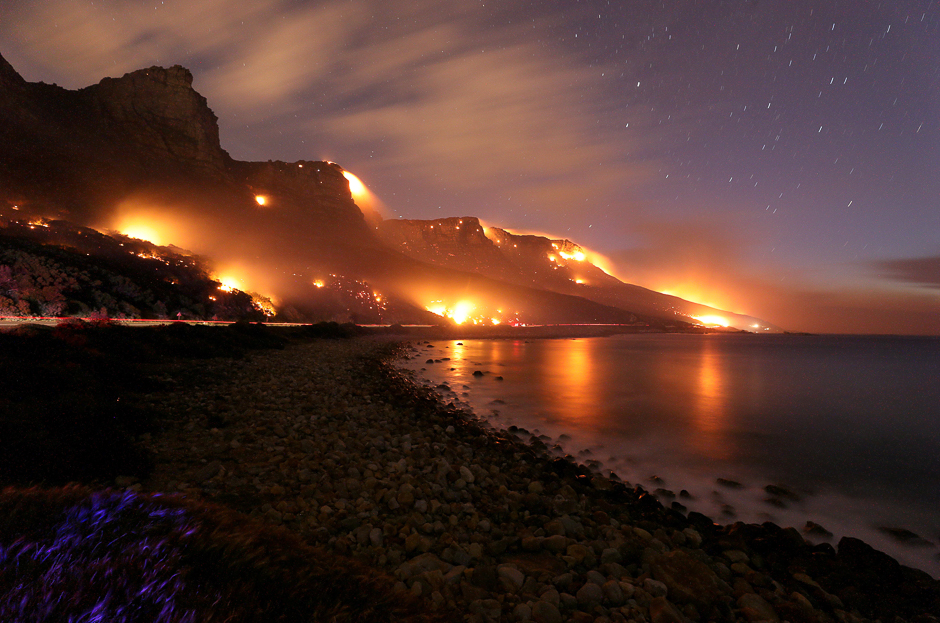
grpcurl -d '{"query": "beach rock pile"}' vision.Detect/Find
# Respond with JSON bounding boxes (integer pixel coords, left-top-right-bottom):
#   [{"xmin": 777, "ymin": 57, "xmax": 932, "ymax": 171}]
[{"xmin": 137, "ymin": 339, "xmax": 940, "ymax": 623}]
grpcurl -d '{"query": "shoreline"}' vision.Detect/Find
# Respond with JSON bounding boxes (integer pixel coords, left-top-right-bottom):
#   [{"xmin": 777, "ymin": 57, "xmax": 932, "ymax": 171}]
[
  {"xmin": 2, "ymin": 324, "xmax": 936, "ymax": 620},
  {"xmin": 133, "ymin": 336, "xmax": 939, "ymax": 621},
  {"xmin": 401, "ymin": 336, "xmax": 940, "ymax": 581}
]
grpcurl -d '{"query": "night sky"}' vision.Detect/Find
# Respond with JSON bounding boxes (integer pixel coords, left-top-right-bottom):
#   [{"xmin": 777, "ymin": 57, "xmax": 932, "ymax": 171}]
[{"xmin": 2, "ymin": 0, "xmax": 938, "ymax": 334}]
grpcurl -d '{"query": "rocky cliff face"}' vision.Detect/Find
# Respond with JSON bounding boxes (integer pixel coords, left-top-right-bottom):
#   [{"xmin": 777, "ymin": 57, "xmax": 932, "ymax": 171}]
[
  {"xmin": 232, "ymin": 160, "xmax": 367, "ymax": 236},
  {"xmin": 0, "ymin": 53, "xmax": 367, "ymax": 238},
  {"xmin": 80, "ymin": 65, "xmax": 229, "ymax": 173},
  {"xmin": 377, "ymin": 217, "xmax": 513, "ymax": 275},
  {"xmin": 375, "ymin": 216, "xmax": 783, "ymax": 329},
  {"xmin": 377, "ymin": 217, "xmax": 621, "ymax": 291}
]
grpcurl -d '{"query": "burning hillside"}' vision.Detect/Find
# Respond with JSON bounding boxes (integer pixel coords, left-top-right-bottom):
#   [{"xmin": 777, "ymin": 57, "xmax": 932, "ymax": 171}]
[{"xmin": 0, "ymin": 53, "xmax": 773, "ymax": 331}]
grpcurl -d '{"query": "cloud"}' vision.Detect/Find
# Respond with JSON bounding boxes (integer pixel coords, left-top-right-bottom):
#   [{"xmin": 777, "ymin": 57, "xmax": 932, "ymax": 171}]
[
  {"xmin": 1, "ymin": 0, "xmax": 650, "ymax": 214},
  {"xmin": 874, "ymin": 256, "xmax": 940, "ymax": 290}
]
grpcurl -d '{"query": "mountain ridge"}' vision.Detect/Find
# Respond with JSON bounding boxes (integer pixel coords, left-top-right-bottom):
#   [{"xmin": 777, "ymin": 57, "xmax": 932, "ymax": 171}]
[{"xmin": 0, "ymin": 52, "xmax": 773, "ymax": 330}]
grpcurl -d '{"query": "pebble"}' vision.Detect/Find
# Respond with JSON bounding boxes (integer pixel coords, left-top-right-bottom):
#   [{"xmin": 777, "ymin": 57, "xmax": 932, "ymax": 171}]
[{"xmin": 136, "ymin": 338, "xmax": 922, "ymax": 623}]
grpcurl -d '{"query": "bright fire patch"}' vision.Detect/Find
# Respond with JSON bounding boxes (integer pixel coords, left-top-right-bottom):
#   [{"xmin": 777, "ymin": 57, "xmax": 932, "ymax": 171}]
[
  {"xmin": 694, "ymin": 315, "xmax": 730, "ymax": 327},
  {"xmin": 255, "ymin": 195, "xmax": 267, "ymax": 206},
  {"xmin": 119, "ymin": 224, "xmax": 163, "ymax": 245},
  {"xmin": 426, "ymin": 300, "xmax": 506, "ymax": 326},
  {"xmin": 342, "ymin": 171, "xmax": 367, "ymax": 197},
  {"xmin": 218, "ymin": 276, "xmax": 243, "ymax": 292}
]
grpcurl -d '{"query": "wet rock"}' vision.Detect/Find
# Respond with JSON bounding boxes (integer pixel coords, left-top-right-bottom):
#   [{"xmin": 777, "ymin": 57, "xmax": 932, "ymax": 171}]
[
  {"xmin": 650, "ymin": 549, "xmax": 729, "ymax": 610},
  {"xmin": 468, "ymin": 598, "xmax": 501, "ymax": 621},
  {"xmin": 648, "ymin": 596, "xmax": 689, "ymax": 623},
  {"xmin": 737, "ymin": 592, "xmax": 779, "ymax": 622},
  {"xmin": 575, "ymin": 582, "xmax": 604, "ymax": 608},
  {"xmin": 602, "ymin": 579, "xmax": 624, "ymax": 606},
  {"xmin": 512, "ymin": 602, "xmax": 531, "ymax": 621},
  {"xmin": 497, "ymin": 564, "xmax": 525, "ymax": 593},
  {"xmin": 531, "ymin": 600, "xmax": 562, "ymax": 623},
  {"xmin": 643, "ymin": 578, "xmax": 668, "ymax": 598},
  {"xmin": 803, "ymin": 521, "xmax": 833, "ymax": 539},
  {"xmin": 543, "ymin": 535, "xmax": 568, "ymax": 554},
  {"xmin": 559, "ymin": 516, "xmax": 585, "ymax": 539},
  {"xmin": 396, "ymin": 552, "xmax": 450, "ymax": 581},
  {"xmin": 459, "ymin": 465, "xmax": 476, "ymax": 483}
]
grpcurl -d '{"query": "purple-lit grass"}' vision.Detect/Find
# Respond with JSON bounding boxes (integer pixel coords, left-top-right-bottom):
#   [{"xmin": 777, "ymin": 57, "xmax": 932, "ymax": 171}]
[{"xmin": 0, "ymin": 487, "xmax": 444, "ymax": 622}]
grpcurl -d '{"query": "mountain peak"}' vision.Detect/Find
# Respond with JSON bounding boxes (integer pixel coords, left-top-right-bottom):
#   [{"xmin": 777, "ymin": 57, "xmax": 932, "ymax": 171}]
[{"xmin": 81, "ymin": 63, "xmax": 229, "ymax": 172}]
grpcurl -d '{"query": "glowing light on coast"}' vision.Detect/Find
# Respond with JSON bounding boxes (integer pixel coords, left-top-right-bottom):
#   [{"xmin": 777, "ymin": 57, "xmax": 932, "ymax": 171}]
[
  {"xmin": 451, "ymin": 301, "xmax": 475, "ymax": 325},
  {"xmin": 254, "ymin": 195, "xmax": 267, "ymax": 207},
  {"xmin": 694, "ymin": 315, "xmax": 730, "ymax": 327},
  {"xmin": 425, "ymin": 300, "xmax": 504, "ymax": 325}
]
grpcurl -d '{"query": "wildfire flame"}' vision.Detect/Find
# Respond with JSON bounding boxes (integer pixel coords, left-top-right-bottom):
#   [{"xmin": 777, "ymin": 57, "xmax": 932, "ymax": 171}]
[
  {"xmin": 693, "ymin": 315, "xmax": 730, "ymax": 327},
  {"xmin": 255, "ymin": 195, "xmax": 267, "ymax": 207},
  {"xmin": 342, "ymin": 171, "xmax": 367, "ymax": 197},
  {"xmin": 218, "ymin": 275, "xmax": 244, "ymax": 292},
  {"xmin": 118, "ymin": 223, "xmax": 165, "ymax": 245},
  {"xmin": 426, "ymin": 300, "xmax": 506, "ymax": 325}
]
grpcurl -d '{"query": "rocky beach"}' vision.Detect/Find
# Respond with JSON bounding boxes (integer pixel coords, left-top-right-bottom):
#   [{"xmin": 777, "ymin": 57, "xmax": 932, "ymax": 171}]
[{"xmin": 124, "ymin": 334, "xmax": 939, "ymax": 622}]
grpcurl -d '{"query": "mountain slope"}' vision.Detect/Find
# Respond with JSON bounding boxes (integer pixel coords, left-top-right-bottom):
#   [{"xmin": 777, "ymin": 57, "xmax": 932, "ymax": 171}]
[
  {"xmin": 0, "ymin": 53, "xmax": 758, "ymax": 329},
  {"xmin": 378, "ymin": 217, "xmax": 781, "ymax": 331}
]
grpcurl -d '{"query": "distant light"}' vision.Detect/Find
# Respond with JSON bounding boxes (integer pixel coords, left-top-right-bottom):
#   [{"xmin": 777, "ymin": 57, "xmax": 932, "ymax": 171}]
[
  {"xmin": 255, "ymin": 195, "xmax": 267, "ymax": 206},
  {"xmin": 313, "ymin": 280, "xmax": 325, "ymax": 288}
]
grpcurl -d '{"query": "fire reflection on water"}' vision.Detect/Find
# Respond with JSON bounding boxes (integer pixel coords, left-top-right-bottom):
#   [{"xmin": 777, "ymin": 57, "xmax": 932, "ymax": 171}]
[
  {"xmin": 692, "ymin": 339, "xmax": 732, "ymax": 461},
  {"xmin": 428, "ymin": 337, "xmax": 737, "ymax": 465},
  {"xmin": 544, "ymin": 339, "xmax": 595, "ymax": 423}
]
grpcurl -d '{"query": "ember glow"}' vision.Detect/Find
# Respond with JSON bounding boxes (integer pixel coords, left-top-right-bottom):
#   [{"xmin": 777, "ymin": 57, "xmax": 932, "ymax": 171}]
[
  {"xmin": 217, "ymin": 275, "xmax": 244, "ymax": 292},
  {"xmin": 342, "ymin": 171, "xmax": 366, "ymax": 197},
  {"xmin": 693, "ymin": 315, "xmax": 730, "ymax": 328},
  {"xmin": 341, "ymin": 170, "xmax": 386, "ymax": 219},
  {"xmin": 426, "ymin": 300, "xmax": 506, "ymax": 325},
  {"xmin": 254, "ymin": 195, "xmax": 267, "ymax": 206},
  {"xmin": 117, "ymin": 223, "xmax": 165, "ymax": 246}
]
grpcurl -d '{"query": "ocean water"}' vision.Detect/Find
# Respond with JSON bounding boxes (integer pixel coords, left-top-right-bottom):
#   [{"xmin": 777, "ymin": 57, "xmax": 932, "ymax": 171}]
[{"xmin": 400, "ymin": 333, "xmax": 940, "ymax": 577}]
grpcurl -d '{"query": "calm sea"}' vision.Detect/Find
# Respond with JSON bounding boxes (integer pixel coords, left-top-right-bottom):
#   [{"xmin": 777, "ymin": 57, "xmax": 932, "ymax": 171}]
[{"xmin": 400, "ymin": 334, "xmax": 940, "ymax": 577}]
